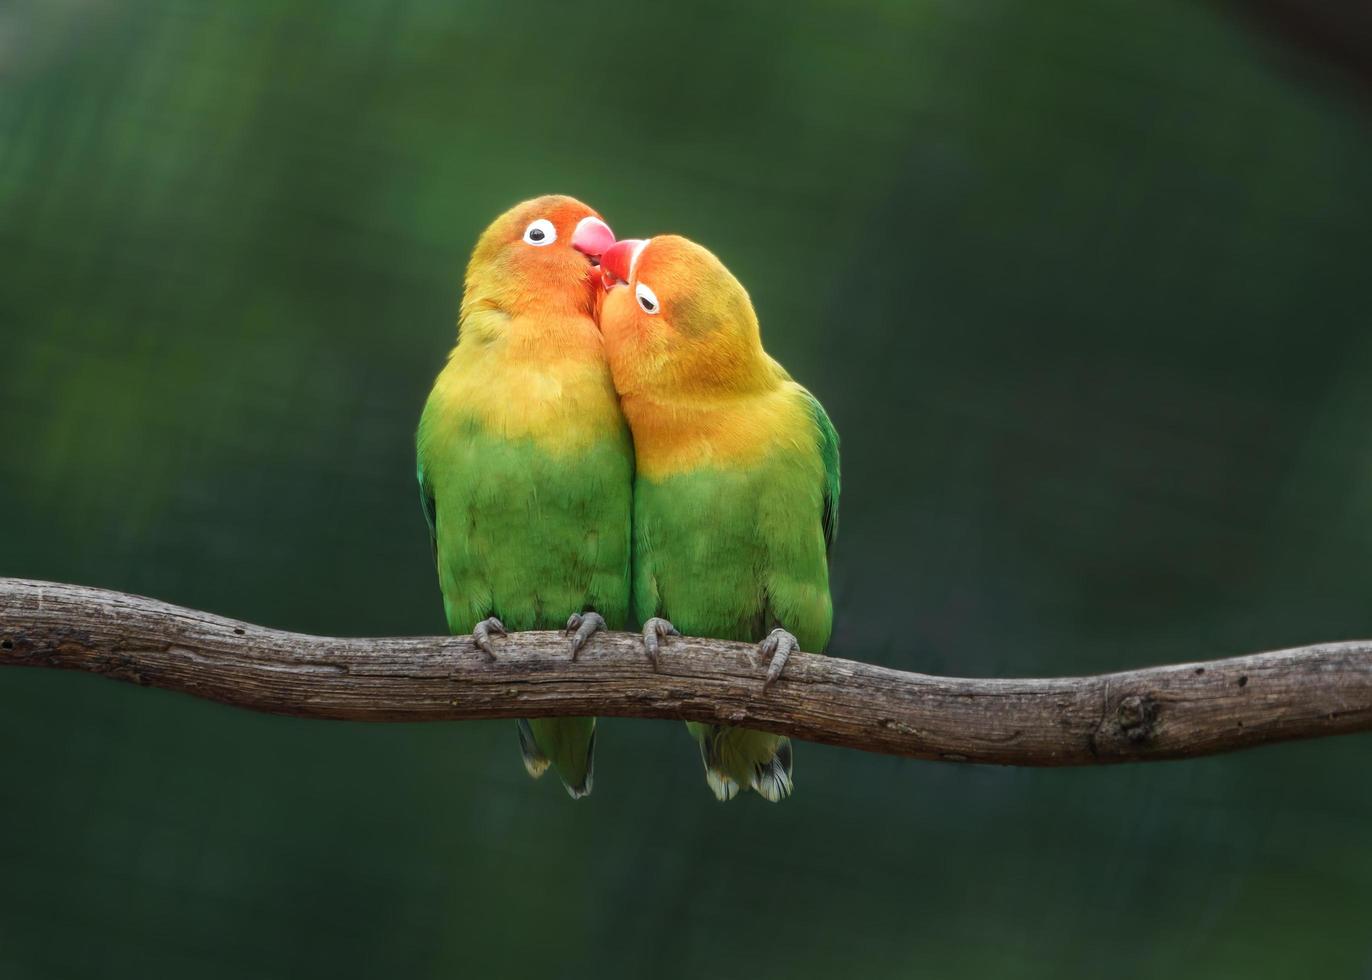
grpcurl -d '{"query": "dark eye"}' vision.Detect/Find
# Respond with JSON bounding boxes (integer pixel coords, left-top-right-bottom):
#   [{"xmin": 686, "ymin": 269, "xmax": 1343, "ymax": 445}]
[
  {"xmin": 523, "ymin": 218, "xmax": 556, "ymax": 246},
  {"xmin": 635, "ymin": 282, "xmax": 659, "ymax": 315}
]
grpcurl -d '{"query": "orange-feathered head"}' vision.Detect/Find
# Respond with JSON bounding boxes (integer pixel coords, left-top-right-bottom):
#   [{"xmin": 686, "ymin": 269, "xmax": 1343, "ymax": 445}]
[
  {"xmin": 460, "ymin": 195, "xmax": 615, "ymax": 333},
  {"xmin": 597, "ymin": 234, "xmax": 768, "ymax": 398}
]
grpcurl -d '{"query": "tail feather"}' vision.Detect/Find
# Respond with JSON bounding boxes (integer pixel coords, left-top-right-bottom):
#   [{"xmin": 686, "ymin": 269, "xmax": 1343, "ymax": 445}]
[
  {"xmin": 517, "ymin": 717, "xmax": 596, "ymax": 799},
  {"xmin": 749, "ymin": 737, "xmax": 793, "ymax": 803},
  {"xmin": 704, "ymin": 769, "xmax": 741, "ymax": 801},
  {"xmin": 564, "ymin": 726, "xmax": 595, "ymax": 800},
  {"xmin": 696, "ymin": 736, "xmax": 741, "ymax": 801},
  {"xmin": 517, "ymin": 719, "xmax": 551, "ymax": 779},
  {"xmin": 693, "ymin": 723, "xmax": 793, "ymax": 803}
]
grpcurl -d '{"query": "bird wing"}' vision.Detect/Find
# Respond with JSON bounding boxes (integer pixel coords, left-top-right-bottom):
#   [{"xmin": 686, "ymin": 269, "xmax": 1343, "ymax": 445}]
[
  {"xmin": 416, "ymin": 459, "xmax": 438, "ymax": 568},
  {"xmin": 807, "ymin": 392, "xmax": 840, "ymax": 556}
]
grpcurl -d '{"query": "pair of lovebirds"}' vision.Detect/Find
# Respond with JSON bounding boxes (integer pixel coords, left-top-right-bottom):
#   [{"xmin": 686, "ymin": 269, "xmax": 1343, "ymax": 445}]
[{"xmin": 416, "ymin": 195, "xmax": 839, "ymax": 802}]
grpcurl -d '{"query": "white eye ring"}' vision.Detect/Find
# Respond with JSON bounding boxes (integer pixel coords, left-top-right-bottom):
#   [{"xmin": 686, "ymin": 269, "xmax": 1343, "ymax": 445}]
[
  {"xmin": 635, "ymin": 281, "xmax": 660, "ymax": 315},
  {"xmin": 523, "ymin": 218, "xmax": 556, "ymax": 246}
]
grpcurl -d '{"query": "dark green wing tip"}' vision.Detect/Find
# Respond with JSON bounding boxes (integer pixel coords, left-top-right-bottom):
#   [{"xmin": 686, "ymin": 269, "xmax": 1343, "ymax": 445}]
[
  {"xmin": 416, "ymin": 464, "xmax": 438, "ymax": 567},
  {"xmin": 807, "ymin": 394, "xmax": 841, "ymax": 553}
]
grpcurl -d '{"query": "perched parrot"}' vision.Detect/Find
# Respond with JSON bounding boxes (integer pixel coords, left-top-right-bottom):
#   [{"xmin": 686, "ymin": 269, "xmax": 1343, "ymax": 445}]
[
  {"xmin": 416, "ymin": 195, "xmax": 630, "ymax": 798},
  {"xmin": 597, "ymin": 234, "xmax": 840, "ymax": 802}
]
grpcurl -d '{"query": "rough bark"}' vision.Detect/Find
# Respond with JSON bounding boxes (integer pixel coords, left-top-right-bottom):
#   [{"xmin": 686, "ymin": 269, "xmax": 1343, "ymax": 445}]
[{"xmin": 2, "ymin": 578, "xmax": 1370, "ymax": 765}]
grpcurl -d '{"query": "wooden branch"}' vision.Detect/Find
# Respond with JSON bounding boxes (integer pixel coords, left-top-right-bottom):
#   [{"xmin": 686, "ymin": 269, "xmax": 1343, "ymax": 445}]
[{"xmin": 2, "ymin": 578, "xmax": 1371, "ymax": 765}]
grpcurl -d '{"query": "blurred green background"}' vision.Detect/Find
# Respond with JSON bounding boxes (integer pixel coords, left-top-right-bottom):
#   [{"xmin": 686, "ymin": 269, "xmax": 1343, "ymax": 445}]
[{"xmin": 3, "ymin": 1, "xmax": 1372, "ymax": 977}]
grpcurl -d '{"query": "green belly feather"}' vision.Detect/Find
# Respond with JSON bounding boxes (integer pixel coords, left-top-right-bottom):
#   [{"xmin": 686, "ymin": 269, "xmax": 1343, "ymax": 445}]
[
  {"xmin": 633, "ymin": 449, "xmax": 833, "ymax": 801},
  {"xmin": 419, "ymin": 414, "xmax": 632, "ymax": 798}
]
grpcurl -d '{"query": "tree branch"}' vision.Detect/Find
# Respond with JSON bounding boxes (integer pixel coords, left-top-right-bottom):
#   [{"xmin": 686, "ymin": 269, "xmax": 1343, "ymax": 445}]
[{"xmin": 2, "ymin": 578, "xmax": 1370, "ymax": 765}]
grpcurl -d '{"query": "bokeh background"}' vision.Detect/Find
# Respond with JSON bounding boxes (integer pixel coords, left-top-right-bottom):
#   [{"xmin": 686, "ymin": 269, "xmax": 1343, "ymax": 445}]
[{"xmin": 3, "ymin": 1, "xmax": 1372, "ymax": 977}]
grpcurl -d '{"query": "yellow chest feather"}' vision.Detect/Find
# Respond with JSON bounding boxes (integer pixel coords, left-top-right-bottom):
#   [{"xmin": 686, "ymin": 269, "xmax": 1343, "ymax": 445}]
[
  {"xmin": 623, "ymin": 382, "xmax": 814, "ymax": 479},
  {"xmin": 429, "ymin": 313, "xmax": 622, "ymax": 453}
]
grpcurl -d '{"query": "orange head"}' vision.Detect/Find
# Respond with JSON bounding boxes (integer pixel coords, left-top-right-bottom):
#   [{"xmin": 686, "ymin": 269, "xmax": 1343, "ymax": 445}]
[
  {"xmin": 597, "ymin": 234, "xmax": 768, "ymax": 398},
  {"xmin": 460, "ymin": 195, "xmax": 615, "ymax": 336}
]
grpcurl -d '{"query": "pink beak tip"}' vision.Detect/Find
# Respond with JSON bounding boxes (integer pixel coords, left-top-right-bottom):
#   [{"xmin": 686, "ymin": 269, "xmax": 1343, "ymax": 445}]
[{"xmin": 571, "ymin": 216, "xmax": 616, "ymax": 258}]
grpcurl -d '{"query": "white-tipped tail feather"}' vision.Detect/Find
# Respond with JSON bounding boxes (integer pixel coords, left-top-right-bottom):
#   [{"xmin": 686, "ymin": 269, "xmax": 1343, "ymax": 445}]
[
  {"xmin": 696, "ymin": 724, "xmax": 794, "ymax": 803},
  {"xmin": 518, "ymin": 718, "xmax": 595, "ymax": 799},
  {"xmin": 517, "ymin": 719, "xmax": 551, "ymax": 779},
  {"xmin": 749, "ymin": 738, "xmax": 794, "ymax": 802},
  {"xmin": 564, "ymin": 728, "xmax": 595, "ymax": 799},
  {"xmin": 705, "ymin": 768, "xmax": 741, "ymax": 802}
]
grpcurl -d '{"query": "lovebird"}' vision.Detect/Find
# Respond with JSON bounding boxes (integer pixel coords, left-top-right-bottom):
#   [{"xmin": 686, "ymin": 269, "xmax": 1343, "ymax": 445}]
[
  {"xmin": 416, "ymin": 195, "xmax": 631, "ymax": 798},
  {"xmin": 597, "ymin": 234, "xmax": 840, "ymax": 802}
]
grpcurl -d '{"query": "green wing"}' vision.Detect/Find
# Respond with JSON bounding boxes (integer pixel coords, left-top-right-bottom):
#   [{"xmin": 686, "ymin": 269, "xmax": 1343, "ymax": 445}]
[
  {"xmin": 808, "ymin": 393, "xmax": 840, "ymax": 555},
  {"xmin": 416, "ymin": 459, "xmax": 438, "ymax": 568}
]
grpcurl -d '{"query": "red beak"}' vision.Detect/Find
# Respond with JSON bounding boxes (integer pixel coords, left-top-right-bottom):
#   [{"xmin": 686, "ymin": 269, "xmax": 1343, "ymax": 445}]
[
  {"xmin": 571, "ymin": 216, "xmax": 616, "ymax": 261},
  {"xmin": 600, "ymin": 238, "xmax": 644, "ymax": 289}
]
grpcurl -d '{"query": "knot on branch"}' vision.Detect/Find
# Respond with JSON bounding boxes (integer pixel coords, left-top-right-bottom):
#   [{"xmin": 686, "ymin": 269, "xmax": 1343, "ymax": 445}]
[{"xmin": 1097, "ymin": 693, "xmax": 1160, "ymax": 748}]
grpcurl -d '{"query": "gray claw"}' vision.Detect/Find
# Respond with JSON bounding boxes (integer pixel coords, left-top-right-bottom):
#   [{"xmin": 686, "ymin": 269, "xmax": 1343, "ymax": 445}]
[
  {"xmin": 565, "ymin": 611, "xmax": 606, "ymax": 659},
  {"xmin": 759, "ymin": 628, "xmax": 798, "ymax": 689},
  {"xmin": 472, "ymin": 617, "xmax": 506, "ymax": 661},
  {"xmin": 641, "ymin": 617, "xmax": 679, "ymax": 668}
]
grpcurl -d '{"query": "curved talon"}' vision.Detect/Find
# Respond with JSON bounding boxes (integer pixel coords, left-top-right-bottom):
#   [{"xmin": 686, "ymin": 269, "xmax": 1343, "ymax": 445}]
[
  {"xmin": 641, "ymin": 617, "xmax": 679, "ymax": 668},
  {"xmin": 471, "ymin": 617, "xmax": 506, "ymax": 661},
  {"xmin": 564, "ymin": 611, "xmax": 606, "ymax": 659},
  {"xmin": 759, "ymin": 628, "xmax": 798, "ymax": 690}
]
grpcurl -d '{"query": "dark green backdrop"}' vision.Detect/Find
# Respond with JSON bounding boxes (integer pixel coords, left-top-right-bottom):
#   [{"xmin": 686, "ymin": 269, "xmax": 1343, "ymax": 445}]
[{"xmin": 3, "ymin": 2, "xmax": 1371, "ymax": 977}]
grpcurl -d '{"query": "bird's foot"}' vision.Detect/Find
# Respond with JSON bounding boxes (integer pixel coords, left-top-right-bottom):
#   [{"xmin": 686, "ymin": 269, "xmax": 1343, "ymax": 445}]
[
  {"xmin": 758, "ymin": 628, "xmax": 798, "ymax": 689},
  {"xmin": 472, "ymin": 617, "xmax": 507, "ymax": 661},
  {"xmin": 564, "ymin": 611, "xmax": 606, "ymax": 659},
  {"xmin": 641, "ymin": 617, "xmax": 679, "ymax": 668}
]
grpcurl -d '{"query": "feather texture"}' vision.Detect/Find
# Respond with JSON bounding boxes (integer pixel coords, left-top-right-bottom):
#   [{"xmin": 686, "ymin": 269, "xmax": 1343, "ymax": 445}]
[
  {"xmin": 417, "ymin": 196, "xmax": 632, "ymax": 798},
  {"xmin": 599, "ymin": 234, "xmax": 838, "ymax": 801}
]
